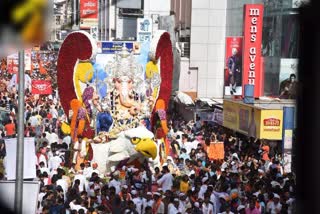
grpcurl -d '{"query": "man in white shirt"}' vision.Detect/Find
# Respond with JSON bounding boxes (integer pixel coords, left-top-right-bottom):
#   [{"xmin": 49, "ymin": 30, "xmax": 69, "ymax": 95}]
[
  {"xmin": 132, "ymin": 190, "xmax": 146, "ymax": 214},
  {"xmin": 178, "ymin": 193, "xmax": 191, "ymax": 214},
  {"xmin": 62, "ymin": 134, "xmax": 71, "ymax": 149},
  {"xmin": 69, "ymin": 199, "xmax": 88, "ymax": 213},
  {"xmin": 39, "ymin": 161, "xmax": 50, "ymax": 175},
  {"xmin": 144, "ymin": 192, "xmax": 154, "ymax": 208},
  {"xmin": 83, "ymin": 162, "xmax": 93, "ymax": 179},
  {"xmin": 202, "ymin": 194, "xmax": 214, "ymax": 214},
  {"xmin": 73, "ymin": 170, "xmax": 87, "ymax": 192},
  {"xmin": 168, "ymin": 198, "xmax": 180, "ymax": 214},
  {"xmin": 267, "ymin": 193, "xmax": 282, "ymax": 214},
  {"xmin": 56, "ymin": 174, "xmax": 68, "ymax": 199},
  {"xmin": 108, "ymin": 171, "xmax": 121, "ymax": 194},
  {"xmin": 48, "ymin": 151, "xmax": 62, "ymax": 172},
  {"xmin": 198, "ymin": 177, "xmax": 209, "ymax": 200},
  {"xmin": 157, "ymin": 166, "xmax": 173, "ymax": 192}
]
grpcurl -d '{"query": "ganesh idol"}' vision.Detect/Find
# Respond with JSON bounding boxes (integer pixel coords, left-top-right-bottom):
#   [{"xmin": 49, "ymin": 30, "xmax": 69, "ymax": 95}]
[{"xmin": 104, "ymin": 45, "xmax": 155, "ymax": 135}]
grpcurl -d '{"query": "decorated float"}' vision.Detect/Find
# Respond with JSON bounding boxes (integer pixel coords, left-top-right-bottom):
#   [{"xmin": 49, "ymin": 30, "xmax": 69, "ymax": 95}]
[{"xmin": 57, "ymin": 30, "xmax": 173, "ymax": 174}]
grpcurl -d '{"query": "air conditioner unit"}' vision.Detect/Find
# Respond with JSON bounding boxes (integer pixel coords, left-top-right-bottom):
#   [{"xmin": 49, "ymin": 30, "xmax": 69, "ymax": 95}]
[{"xmin": 119, "ymin": 8, "xmax": 144, "ymax": 17}]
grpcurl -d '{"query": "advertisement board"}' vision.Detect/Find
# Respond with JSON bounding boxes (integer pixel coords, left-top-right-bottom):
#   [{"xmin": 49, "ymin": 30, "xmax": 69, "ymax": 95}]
[
  {"xmin": 137, "ymin": 18, "xmax": 153, "ymax": 42},
  {"xmin": 242, "ymin": 4, "xmax": 264, "ymax": 97},
  {"xmin": 6, "ymin": 49, "xmax": 32, "ymax": 73},
  {"xmin": 223, "ymin": 100, "xmax": 238, "ymax": 131},
  {"xmin": 80, "ymin": 0, "xmax": 98, "ymax": 29},
  {"xmin": 223, "ymin": 100, "xmax": 283, "ymax": 140},
  {"xmin": 279, "ymin": 58, "xmax": 298, "ymax": 98},
  {"xmin": 224, "ymin": 37, "xmax": 243, "ymax": 96}
]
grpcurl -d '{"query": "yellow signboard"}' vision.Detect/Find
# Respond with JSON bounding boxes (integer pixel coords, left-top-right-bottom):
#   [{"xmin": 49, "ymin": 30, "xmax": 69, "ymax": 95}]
[
  {"xmin": 259, "ymin": 110, "xmax": 283, "ymax": 140},
  {"xmin": 223, "ymin": 100, "xmax": 283, "ymax": 140}
]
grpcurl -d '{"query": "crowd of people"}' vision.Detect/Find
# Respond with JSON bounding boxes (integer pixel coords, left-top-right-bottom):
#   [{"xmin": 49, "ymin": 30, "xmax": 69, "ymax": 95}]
[{"xmin": 0, "ymin": 58, "xmax": 296, "ymax": 214}]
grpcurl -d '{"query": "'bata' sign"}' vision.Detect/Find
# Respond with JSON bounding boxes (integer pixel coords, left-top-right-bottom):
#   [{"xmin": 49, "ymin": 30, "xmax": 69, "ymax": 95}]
[
  {"xmin": 242, "ymin": 4, "xmax": 264, "ymax": 97},
  {"xmin": 264, "ymin": 118, "xmax": 281, "ymax": 126}
]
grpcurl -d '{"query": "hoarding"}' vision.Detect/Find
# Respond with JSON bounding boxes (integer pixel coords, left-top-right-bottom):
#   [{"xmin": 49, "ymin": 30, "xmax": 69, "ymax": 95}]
[
  {"xmin": 224, "ymin": 37, "xmax": 243, "ymax": 96},
  {"xmin": 279, "ymin": 58, "xmax": 298, "ymax": 99},
  {"xmin": 242, "ymin": 4, "xmax": 264, "ymax": 97},
  {"xmin": 80, "ymin": 0, "xmax": 98, "ymax": 29}
]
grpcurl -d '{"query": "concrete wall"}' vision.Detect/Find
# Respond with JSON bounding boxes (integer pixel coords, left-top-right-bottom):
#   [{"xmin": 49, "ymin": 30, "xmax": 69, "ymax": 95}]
[
  {"xmin": 144, "ymin": 0, "xmax": 171, "ymax": 17},
  {"xmin": 225, "ymin": 0, "xmax": 264, "ymax": 37},
  {"xmin": 179, "ymin": 58, "xmax": 197, "ymax": 92},
  {"xmin": 190, "ymin": 0, "xmax": 227, "ymax": 98}
]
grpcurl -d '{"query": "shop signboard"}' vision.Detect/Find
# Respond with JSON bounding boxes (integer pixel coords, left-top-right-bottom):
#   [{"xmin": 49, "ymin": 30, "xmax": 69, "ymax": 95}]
[
  {"xmin": 242, "ymin": 4, "xmax": 264, "ymax": 97},
  {"xmin": 224, "ymin": 37, "xmax": 243, "ymax": 96},
  {"xmin": 80, "ymin": 0, "xmax": 98, "ymax": 29},
  {"xmin": 213, "ymin": 108, "xmax": 223, "ymax": 125},
  {"xmin": 259, "ymin": 110, "xmax": 283, "ymax": 140},
  {"xmin": 198, "ymin": 112, "xmax": 215, "ymax": 122},
  {"xmin": 137, "ymin": 18, "xmax": 153, "ymax": 42},
  {"xmin": 223, "ymin": 100, "xmax": 283, "ymax": 140}
]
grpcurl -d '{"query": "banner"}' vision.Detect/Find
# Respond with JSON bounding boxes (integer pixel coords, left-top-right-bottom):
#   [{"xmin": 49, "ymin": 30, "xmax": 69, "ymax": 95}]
[
  {"xmin": 80, "ymin": 0, "xmax": 98, "ymax": 29},
  {"xmin": 242, "ymin": 4, "xmax": 264, "ymax": 97},
  {"xmin": 7, "ymin": 49, "xmax": 32, "ymax": 74},
  {"xmin": 207, "ymin": 142, "xmax": 225, "ymax": 160},
  {"xmin": 101, "ymin": 42, "xmax": 134, "ymax": 54},
  {"xmin": 284, "ymin": 129, "xmax": 293, "ymax": 150},
  {"xmin": 137, "ymin": 18, "xmax": 153, "ymax": 42},
  {"xmin": 25, "ymin": 49, "xmax": 32, "ymax": 71},
  {"xmin": 224, "ymin": 37, "xmax": 243, "ymax": 96},
  {"xmin": 7, "ymin": 53, "xmax": 19, "ymax": 74},
  {"xmin": 31, "ymin": 80, "xmax": 52, "ymax": 94},
  {"xmin": 4, "ymin": 138, "xmax": 37, "ymax": 180}
]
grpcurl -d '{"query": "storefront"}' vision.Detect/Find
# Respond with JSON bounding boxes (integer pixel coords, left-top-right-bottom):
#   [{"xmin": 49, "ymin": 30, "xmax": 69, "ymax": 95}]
[{"xmin": 223, "ymin": 99, "xmax": 284, "ymax": 140}]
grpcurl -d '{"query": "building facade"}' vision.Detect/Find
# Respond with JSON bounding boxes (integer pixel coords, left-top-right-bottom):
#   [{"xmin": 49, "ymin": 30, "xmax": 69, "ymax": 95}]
[{"xmin": 175, "ymin": 0, "xmax": 306, "ymax": 99}]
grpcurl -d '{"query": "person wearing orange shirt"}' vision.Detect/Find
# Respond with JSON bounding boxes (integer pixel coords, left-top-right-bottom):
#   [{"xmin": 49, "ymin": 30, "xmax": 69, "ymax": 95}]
[
  {"xmin": 261, "ymin": 142, "xmax": 270, "ymax": 161},
  {"xmin": 5, "ymin": 120, "xmax": 16, "ymax": 138}
]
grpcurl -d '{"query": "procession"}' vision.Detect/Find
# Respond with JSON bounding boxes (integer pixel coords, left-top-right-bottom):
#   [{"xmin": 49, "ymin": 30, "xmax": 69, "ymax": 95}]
[{"xmin": 0, "ymin": 0, "xmax": 302, "ymax": 213}]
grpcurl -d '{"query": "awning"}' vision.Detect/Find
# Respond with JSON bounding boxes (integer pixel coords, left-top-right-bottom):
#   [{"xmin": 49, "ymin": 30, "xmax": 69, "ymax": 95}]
[
  {"xmin": 174, "ymin": 91, "xmax": 195, "ymax": 106},
  {"xmin": 195, "ymin": 98, "xmax": 223, "ymax": 111}
]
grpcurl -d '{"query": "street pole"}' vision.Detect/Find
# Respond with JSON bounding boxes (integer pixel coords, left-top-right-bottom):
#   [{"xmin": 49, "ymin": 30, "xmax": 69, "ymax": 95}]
[{"xmin": 14, "ymin": 50, "xmax": 25, "ymax": 214}]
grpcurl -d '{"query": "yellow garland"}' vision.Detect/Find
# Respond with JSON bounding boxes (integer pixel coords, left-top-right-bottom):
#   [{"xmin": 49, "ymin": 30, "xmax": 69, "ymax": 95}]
[
  {"xmin": 73, "ymin": 62, "xmax": 94, "ymax": 102},
  {"xmin": 61, "ymin": 122, "xmax": 71, "ymax": 135},
  {"xmin": 145, "ymin": 61, "xmax": 160, "ymax": 99}
]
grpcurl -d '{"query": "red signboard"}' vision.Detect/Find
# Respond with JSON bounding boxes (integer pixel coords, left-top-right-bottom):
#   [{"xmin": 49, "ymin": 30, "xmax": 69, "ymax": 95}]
[
  {"xmin": 263, "ymin": 118, "xmax": 281, "ymax": 126},
  {"xmin": 31, "ymin": 80, "xmax": 52, "ymax": 95},
  {"xmin": 224, "ymin": 37, "xmax": 243, "ymax": 96},
  {"xmin": 242, "ymin": 4, "xmax": 264, "ymax": 97},
  {"xmin": 80, "ymin": 0, "xmax": 98, "ymax": 29}
]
